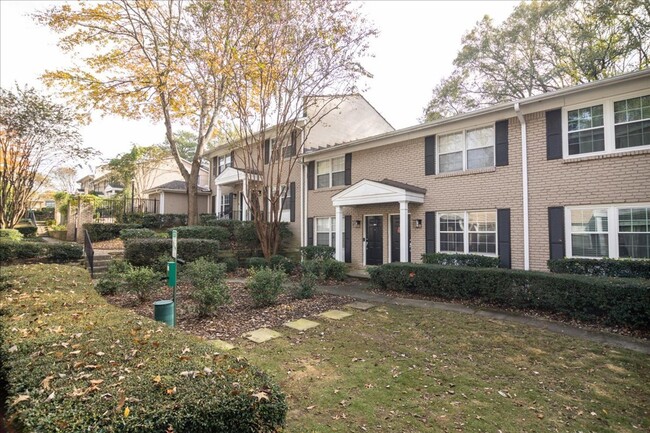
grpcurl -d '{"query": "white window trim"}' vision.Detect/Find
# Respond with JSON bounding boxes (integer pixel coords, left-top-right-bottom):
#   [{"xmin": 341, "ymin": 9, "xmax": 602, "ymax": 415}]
[
  {"xmin": 436, "ymin": 210, "xmax": 498, "ymax": 257},
  {"xmin": 436, "ymin": 123, "xmax": 496, "ymax": 174},
  {"xmin": 562, "ymin": 89, "xmax": 650, "ymax": 159},
  {"xmin": 315, "ymin": 156, "xmax": 346, "ymax": 189},
  {"xmin": 217, "ymin": 154, "xmax": 232, "ymax": 175},
  {"xmin": 314, "ymin": 216, "xmax": 343, "ymax": 247},
  {"xmin": 564, "ymin": 203, "xmax": 650, "ymax": 259}
]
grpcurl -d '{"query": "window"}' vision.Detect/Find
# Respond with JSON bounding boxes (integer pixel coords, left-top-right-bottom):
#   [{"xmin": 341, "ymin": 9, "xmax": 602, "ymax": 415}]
[
  {"xmin": 563, "ymin": 92, "xmax": 650, "ymax": 157},
  {"xmin": 566, "ymin": 204, "xmax": 650, "ymax": 259},
  {"xmin": 438, "ymin": 125, "xmax": 494, "ymax": 173},
  {"xmin": 316, "ymin": 156, "xmax": 345, "ymax": 189},
  {"xmin": 220, "ymin": 194, "xmax": 231, "ymax": 216},
  {"xmin": 217, "ymin": 154, "xmax": 231, "ymax": 175},
  {"xmin": 438, "ymin": 210, "xmax": 497, "ymax": 255},
  {"xmin": 280, "ymin": 186, "xmax": 290, "ymax": 222},
  {"xmin": 315, "ymin": 217, "xmax": 345, "ymax": 247},
  {"xmin": 614, "ymin": 95, "xmax": 650, "ymax": 149}
]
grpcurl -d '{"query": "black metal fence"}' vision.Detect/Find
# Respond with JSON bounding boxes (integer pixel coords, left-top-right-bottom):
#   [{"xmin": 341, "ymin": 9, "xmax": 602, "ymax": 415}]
[
  {"xmin": 94, "ymin": 197, "xmax": 158, "ymax": 222},
  {"xmin": 84, "ymin": 229, "xmax": 94, "ymax": 278}
]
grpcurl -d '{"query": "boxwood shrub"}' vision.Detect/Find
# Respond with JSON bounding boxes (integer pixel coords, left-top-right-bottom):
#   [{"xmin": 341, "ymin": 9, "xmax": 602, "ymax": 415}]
[
  {"xmin": 548, "ymin": 257, "xmax": 650, "ymax": 279},
  {"xmin": 300, "ymin": 245, "xmax": 335, "ymax": 261},
  {"xmin": 0, "ymin": 264, "xmax": 286, "ymax": 432},
  {"xmin": 125, "ymin": 238, "xmax": 220, "ymax": 266},
  {"xmin": 84, "ymin": 223, "xmax": 142, "ymax": 242},
  {"xmin": 369, "ymin": 262, "xmax": 650, "ymax": 329},
  {"xmin": 15, "ymin": 225, "xmax": 38, "ymax": 237},
  {"xmin": 0, "ymin": 229, "xmax": 23, "ymax": 241},
  {"xmin": 44, "ymin": 243, "xmax": 84, "ymax": 262},
  {"xmin": 422, "ymin": 252, "xmax": 499, "ymax": 268},
  {"xmin": 170, "ymin": 226, "xmax": 231, "ymax": 244},
  {"xmin": 119, "ymin": 228, "xmax": 157, "ymax": 241},
  {"xmin": 121, "ymin": 213, "xmax": 188, "ymax": 229},
  {"xmin": 0, "ymin": 240, "xmax": 83, "ymax": 263}
]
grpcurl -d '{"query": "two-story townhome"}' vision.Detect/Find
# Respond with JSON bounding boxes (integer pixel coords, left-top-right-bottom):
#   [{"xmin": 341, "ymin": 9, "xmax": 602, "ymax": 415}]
[
  {"xmin": 205, "ymin": 94, "xmax": 395, "ymax": 248},
  {"xmin": 206, "ymin": 70, "xmax": 649, "ymax": 270},
  {"xmin": 302, "ymin": 69, "xmax": 649, "ymax": 271}
]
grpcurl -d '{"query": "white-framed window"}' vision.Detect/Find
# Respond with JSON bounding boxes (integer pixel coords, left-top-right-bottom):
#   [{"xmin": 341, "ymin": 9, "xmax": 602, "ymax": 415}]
[
  {"xmin": 563, "ymin": 91, "xmax": 650, "ymax": 157},
  {"xmin": 315, "ymin": 216, "xmax": 345, "ymax": 247},
  {"xmin": 316, "ymin": 156, "xmax": 345, "ymax": 189},
  {"xmin": 437, "ymin": 210, "xmax": 497, "ymax": 255},
  {"xmin": 217, "ymin": 154, "xmax": 232, "ymax": 175},
  {"xmin": 566, "ymin": 204, "xmax": 650, "ymax": 259},
  {"xmin": 220, "ymin": 194, "xmax": 231, "ymax": 215},
  {"xmin": 437, "ymin": 125, "xmax": 495, "ymax": 173},
  {"xmin": 280, "ymin": 185, "xmax": 290, "ymax": 222}
]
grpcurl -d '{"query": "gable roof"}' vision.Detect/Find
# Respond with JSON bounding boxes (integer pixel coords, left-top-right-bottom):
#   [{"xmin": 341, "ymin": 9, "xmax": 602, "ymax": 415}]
[{"xmin": 144, "ymin": 180, "xmax": 211, "ymax": 194}]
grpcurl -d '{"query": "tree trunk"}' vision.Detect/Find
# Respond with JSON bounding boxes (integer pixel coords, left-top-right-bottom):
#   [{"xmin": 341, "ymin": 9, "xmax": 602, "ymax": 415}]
[{"xmin": 187, "ymin": 167, "xmax": 199, "ymax": 226}]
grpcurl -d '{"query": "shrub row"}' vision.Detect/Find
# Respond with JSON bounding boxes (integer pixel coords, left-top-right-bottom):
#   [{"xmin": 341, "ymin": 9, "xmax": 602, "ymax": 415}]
[
  {"xmin": 300, "ymin": 245, "xmax": 335, "ymax": 261},
  {"xmin": 245, "ymin": 255, "xmax": 296, "ymax": 274},
  {"xmin": 119, "ymin": 227, "xmax": 158, "ymax": 241},
  {"xmin": 0, "ymin": 264, "xmax": 286, "ymax": 432},
  {"xmin": 303, "ymin": 259, "xmax": 347, "ymax": 281},
  {"xmin": 369, "ymin": 263, "xmax": 650, "ymax": 329},
  {"xmin": 31, "ymin": 208, "xmax": 55, "ymax": 220},
  {"xmin": 83, "ymin": 223, "xmax": 142, "ymax": 241},
  {"xmin": 120, "ymin": 213, "xmax": 188, "ymax": 229},
  {"xmin": 171, "ymin": 226, "xmax": 230, "ymax": 244},
  {"xmin": 548, "ymin": 257, "xmax": 650, "ymax": 279},
  {"xmin": 124, "ymin": 238, "xmax": 220, "ymax": 266},
  {"xmin": 422, "ymin": 253, "xmax": 499, "ymax": 268},
  {"xmin": 0, "ymin": 240, "xmax": 83, "ymax": 263}
]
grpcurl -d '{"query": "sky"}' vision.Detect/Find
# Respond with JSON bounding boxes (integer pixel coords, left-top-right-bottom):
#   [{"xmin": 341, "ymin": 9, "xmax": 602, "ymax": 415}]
[{"xmin": 0, "ymin": 0, "xmax": 518, "ymax": 172}]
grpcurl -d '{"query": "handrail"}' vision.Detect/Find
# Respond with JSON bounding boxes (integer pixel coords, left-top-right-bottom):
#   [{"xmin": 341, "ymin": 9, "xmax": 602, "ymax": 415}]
[
  {"xmin": 84, "ymin": 229, "xmax": 95, "ymax": 278},
  {"xmin": 28, "ymin": 210, "xmax": 37, "ymax": 227}
]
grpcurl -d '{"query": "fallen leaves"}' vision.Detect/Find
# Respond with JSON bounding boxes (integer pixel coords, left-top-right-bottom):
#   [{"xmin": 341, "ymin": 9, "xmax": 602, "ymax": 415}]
[
  {"xmin": 251, "ymin": 391, "xmax": 269, "ymax": 401},
  {"xmin": 11, "ymin": 394, "xmax": 30, "ymax": 406}
]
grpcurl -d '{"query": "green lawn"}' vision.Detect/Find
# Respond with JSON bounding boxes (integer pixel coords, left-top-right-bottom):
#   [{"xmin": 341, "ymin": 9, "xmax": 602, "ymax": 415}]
[{"xmin": 237, "ymin": 305, "xmax": 649, "ymax": 432}]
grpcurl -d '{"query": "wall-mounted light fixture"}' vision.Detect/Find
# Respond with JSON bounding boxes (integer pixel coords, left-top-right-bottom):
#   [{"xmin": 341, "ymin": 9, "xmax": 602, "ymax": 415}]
[
  {"xmin": 354, "ymin": 220, "xmax": 361, "ymax": 228},
  {"xmin": 414, "ymin": 219, "xmax": 422, "ymax": 228}
]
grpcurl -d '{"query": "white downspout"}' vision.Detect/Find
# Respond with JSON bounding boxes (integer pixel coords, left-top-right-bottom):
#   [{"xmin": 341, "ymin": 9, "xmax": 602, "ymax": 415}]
[
  {"xmin": 301, "ymin": 156, "xmax": 307, "ymax": 249},
  {"xmin": 514, "ymin": 102, "xmax": 530, "ymax": 270}
]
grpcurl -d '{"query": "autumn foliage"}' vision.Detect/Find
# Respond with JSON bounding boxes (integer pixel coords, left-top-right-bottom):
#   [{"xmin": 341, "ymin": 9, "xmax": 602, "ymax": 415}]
[{"xmin": 0, "ymin": 264, "xmax": 286, "ymax": 432}]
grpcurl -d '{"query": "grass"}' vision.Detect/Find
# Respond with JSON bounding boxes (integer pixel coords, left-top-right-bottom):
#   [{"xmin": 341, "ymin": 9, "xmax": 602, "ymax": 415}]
[{"xmin": 237, "ymin": 304, "xmax": 650, "ymax": 432}]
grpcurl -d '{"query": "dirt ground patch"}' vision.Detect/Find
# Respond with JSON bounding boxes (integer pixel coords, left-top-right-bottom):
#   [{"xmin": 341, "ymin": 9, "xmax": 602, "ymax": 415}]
[{"xmin": 104, "ymin": 281, "xmax": 354, "ymax": 340}]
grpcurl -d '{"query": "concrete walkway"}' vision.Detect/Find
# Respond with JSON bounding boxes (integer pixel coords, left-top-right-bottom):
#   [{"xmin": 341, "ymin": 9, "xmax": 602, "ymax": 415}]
[{"xmin": 314, "ymin": 279, "xmax": 650, "ymax": 355}]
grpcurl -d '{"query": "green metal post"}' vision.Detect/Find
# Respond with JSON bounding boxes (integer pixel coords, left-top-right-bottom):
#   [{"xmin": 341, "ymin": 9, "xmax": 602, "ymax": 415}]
[{"xmin": 167, "ymin": 261, "xmax": 177, "ymax": 326}]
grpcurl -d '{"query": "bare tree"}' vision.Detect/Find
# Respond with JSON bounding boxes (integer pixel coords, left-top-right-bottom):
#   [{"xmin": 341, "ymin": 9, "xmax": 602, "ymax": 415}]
[
  {"xmin": 0, "ymin": 86, "xmax": 91, "ymax": 228},
  {"xmin": 222, "ymin": 0, "xmax": 377, "ymax": 257},
  {"xmin": 51, "ymin": 166, "xmax": 79, "ymax": 194}
]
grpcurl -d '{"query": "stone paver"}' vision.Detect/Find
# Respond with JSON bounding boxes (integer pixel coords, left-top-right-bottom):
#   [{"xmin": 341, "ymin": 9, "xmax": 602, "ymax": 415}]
[
  {"xmin": 284, "ymin": 318, "xmax": 320, "ymax": 331},
  {"xmin": 243, "ymin": 328, "xmax": 282, "ymax": 343},
  {"xmin": 319, "ymin": 310, "xmax": 352, "ymax": 320},
  {"xmin": 346, "ymin": 301, "xmax": 375, "ymax": 311},
  {"xmin": 209, "ymin": 339, "xmax": 235, "ymax": 351}
]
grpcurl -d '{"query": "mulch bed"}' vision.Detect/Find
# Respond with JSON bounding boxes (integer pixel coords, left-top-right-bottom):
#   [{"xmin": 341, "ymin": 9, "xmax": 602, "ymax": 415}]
[
  {"xmin": 105, "ymin": 281, "xmax": 354, "ymax": 341},
  {"xmin": 92, "ymin": 239, "xmax": 125, "ymax": 250}
]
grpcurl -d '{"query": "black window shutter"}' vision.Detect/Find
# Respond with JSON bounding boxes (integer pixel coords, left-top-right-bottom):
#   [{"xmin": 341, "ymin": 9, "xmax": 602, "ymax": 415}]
[
  {"xmin": 230, "ymin": 151, "xmax": 235, "ymax": 168},
  {"xmin": 425, "ymin": 135, "xmax": 436, "ymax": 175},
  {"xmin": 289, "ymin": 182, "xmax": 296, "ymax": 222},
  {"xmin": 307, "ymin": 217, "xmax": 314, "ymax": 246},
  {"xmin": 495, "ymin": 120, "xmax": 509, "ymax": 166},
  {"xmin": 264, "ymin": 139, "xmax": 270, "ymax": 164},
  {"xmin": 425, "ymin": 211, "xmax": 436, "ymax": 253},
  {"xmin": 225, "ymin": 193, "xmax": 234, "ymax": 215},
  {"xmin": 344, "ymin": 215, "xmax": 352, "ymax": 263},
  {"xmin": 497, "ymin": 208, "xmax": 511, "ymax": 269},
  {"xmin": 290, "ymin": 130, "xmax": 297, "ymax": 157},
  {"xmin": 307, "ymin": 161, "xmax": 315, "ymax": 190},
  {"xmin": 344, "ymin": 153, "xmax": 352, "ymax": 185},
  {"xmin": 548, "ymin": 206, "xmax": 565, "ymax": 260},
  {"xmin": 213, "ymin": 157, "xmax": 219, "ymax": 176},
  {"xmin": 546, "ymin": 109, "xmax": 563, "ymax": 160}
]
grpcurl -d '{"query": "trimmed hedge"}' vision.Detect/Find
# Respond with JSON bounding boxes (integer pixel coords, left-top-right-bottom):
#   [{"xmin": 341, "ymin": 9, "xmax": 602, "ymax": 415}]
[
  {"xmin": 0, "ymin": 229, "xmax": 23, "ymax": 241},
  {"xmin": 119, "ymin": 228, "xmax": 157, "ymax": 241},
  {"xmin": 548, "ymin": 258, "xmax": 650, "ymax": 279},
  {"xmin": 171, "ymin": 226, "xmax": 231, "ymax": 244},
  {"xmin": 84, "ymin": 223, "xmax": 142, "ymax": 241},
  {"xmin": 15, "ymin": 225, "xmax": 38, "ymax": 237},
  {"xmin": 125, "ymin": 238, "xmax": 220, "ymax": 266},
  {"xmin": 121, "ymin": 213, "xmax": 188, "ymax": 229},
  {"xmin": 0, "ymin": 264, "xmax": 286, "ymax": 432},
  {"xmin": 0, "ymin": 240, "xmax": 83, "ymax": 263},
  {"xmin": 369, "ymin": 262, "xmax": 650, "ymax": 329},
  {"xmin": 422, "ymin": 253, "xmax": 499, "ymax": 268},
  {"xmin": 300, "ymin": 245, "xmax": 335, "ymax": 261}
]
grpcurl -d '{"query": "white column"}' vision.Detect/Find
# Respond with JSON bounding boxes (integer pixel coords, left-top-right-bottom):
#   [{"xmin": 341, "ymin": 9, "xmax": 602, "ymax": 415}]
[
  {"xmin": 215, "ymin": 185, "xmax": 222, "ymax": 216},
  {"xmin": 159, "ymin": 192, "xmax": 165, "ymax": 215},
  {"xmin": 399, "ymin": 201, "xmax": 409, "ymax": 262},
  {"xmin": 242, "ymin": 177, "xmax": 249, "ymax": 221},
  {"xmin": 335, "ymin": 206, "xmax": 344, "ymax": 262}
]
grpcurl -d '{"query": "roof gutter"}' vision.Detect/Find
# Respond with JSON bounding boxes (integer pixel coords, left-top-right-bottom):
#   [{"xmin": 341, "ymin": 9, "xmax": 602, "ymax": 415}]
[{"xmin": 514, "ymin": 102, "xmax": 530, "ymax": 271}]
